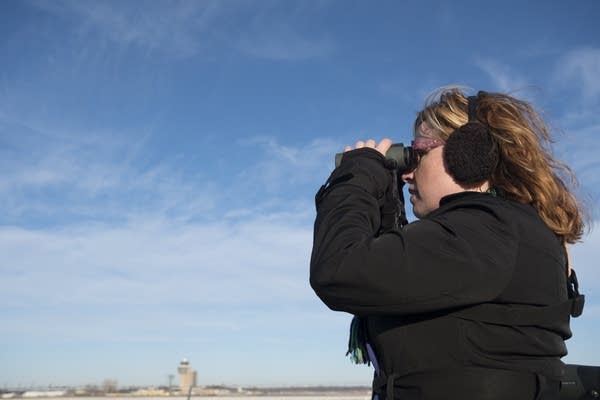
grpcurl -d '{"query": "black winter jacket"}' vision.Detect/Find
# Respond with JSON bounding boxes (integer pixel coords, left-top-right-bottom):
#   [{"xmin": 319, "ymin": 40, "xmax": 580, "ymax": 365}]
[{"xmin": 310, "ymin": 148, "xmax": 577, "ymax": 399}]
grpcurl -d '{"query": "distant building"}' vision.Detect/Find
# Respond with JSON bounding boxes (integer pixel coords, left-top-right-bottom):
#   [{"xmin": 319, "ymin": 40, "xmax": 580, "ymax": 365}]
[{"xmin": 177, "ymin": 358, "xmax": 197, "ymax": 393}]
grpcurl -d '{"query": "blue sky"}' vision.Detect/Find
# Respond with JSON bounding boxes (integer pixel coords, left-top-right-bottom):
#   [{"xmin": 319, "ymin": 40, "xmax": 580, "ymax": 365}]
[{"xmin": 1, "ymin": 0, "xmax": 600, "ymax": 389}]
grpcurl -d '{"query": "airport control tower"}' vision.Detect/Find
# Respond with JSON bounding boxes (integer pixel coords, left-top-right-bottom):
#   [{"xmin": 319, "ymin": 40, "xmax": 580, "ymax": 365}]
[{"xmin": 178, "ymin": 358, "xmax": 197, "ymax": 394}]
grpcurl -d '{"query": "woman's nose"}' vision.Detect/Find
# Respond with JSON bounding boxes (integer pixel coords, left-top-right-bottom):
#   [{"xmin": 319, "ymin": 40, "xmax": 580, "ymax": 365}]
[{"xmin": 401, "ymin": 170, "xmax": 414, "ymax": 183}]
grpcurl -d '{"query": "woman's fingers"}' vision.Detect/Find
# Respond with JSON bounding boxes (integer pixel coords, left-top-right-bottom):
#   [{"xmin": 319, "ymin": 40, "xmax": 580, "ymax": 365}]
[
  {"xmin": 343, "ymin": 138, "xmax": 393, "ymax": 156},
  {"xmin": 376, "ymin": 138, "xmax": 393, "ymax": 155}
]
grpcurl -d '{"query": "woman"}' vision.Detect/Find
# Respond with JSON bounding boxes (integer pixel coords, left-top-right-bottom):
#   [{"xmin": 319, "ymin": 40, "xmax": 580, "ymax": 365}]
[{"xmin": 310, "ymin": 87, "xmax": 585, "ymax": 400}]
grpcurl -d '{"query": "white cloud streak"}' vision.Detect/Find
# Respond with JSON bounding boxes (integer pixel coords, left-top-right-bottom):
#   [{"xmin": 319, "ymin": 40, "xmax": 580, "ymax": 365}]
[
  {"xmin": 236, "ymin": 22, "xmax": 334, "ymax": 61},
  {"xmin": 236, "ymin": 136, "xmax": 337, "ymax": 190},
  {"xmin": 556, "ymin": 47, "xmax": 600, "ymax": 101},
  {"xmin": 0, "ymin": 119, "xmax": 220, "ymax": 223},
  {"xmin": 0, "ymin": 115, "xmax": 337, "ymax": 346},
  {"xmin": 474, "ymin": 58, "xmax": 531, "ymax": 93},
  {"xmin": 0, "ymin": 214, "xmax": 315, "ymax": 337},
  {"xmin": 29, "ymin": 0, "xmax": 225, "ymax": 58},
  {"xmin": 27, "ymin": 0, "xmax": 335, "ymax": 61}
]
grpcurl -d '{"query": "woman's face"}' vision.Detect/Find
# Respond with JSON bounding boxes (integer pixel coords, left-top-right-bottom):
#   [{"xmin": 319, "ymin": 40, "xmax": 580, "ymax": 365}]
[{"xmin": 402, "ymin": 123, "xmax": 465, "ymax": 218}]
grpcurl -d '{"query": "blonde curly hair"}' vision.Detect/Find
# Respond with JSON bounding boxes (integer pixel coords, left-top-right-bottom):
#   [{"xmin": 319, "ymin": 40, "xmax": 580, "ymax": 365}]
[{"xmin": 414, "ymin": 86, "xmax": 585, "ymax": 244}]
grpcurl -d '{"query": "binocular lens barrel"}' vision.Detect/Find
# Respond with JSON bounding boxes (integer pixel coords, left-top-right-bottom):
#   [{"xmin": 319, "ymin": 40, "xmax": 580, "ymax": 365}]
[{"xmin": 334, "ymin": 143, "xmax": 413, "ymax": 171}]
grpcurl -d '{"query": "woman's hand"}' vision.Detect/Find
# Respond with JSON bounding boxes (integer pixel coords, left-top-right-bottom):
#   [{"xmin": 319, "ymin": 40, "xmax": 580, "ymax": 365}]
[{"xmin": 344, "ymin": 138, "xmax": 393, "ymax": 157}]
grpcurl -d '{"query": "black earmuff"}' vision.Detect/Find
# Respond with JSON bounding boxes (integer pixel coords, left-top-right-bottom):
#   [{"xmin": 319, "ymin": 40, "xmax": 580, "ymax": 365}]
[{"xmin": 443, "ymin": 92, "xmax": 498, "ymax": 186}]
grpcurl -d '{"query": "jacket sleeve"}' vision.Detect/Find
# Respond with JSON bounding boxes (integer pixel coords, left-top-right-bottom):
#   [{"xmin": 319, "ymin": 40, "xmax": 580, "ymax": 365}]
[{"xmin": 309, "ymin": 149, "xmax": 520, "ymax": 316}]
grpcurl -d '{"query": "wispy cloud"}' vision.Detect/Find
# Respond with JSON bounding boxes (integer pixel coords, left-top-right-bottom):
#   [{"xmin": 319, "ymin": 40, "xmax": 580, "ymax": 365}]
[
  {"xmin": 224, "ymin": 136, "xmax": 338, "ymax": 219},
  {"xmin": 0, "ymin": 114, "xmax": 328, "ymax": 337},
  {"xmin": 28, "ymin": 0, "xmax": 226, "ymax": 58},
  {"xmin": 27, "ymin": 0, "xmax": 335, "ymax": 61},
  {"xmin": 557, "ymin": 123, "xmax": 600, "ymax": 205},
  {"xmin": 0, "ymin": 132, "xmax": 320, "ymax": 347},
  {"xmin": 474, "ymin": 58, "xmax": 531, "ymax": 94},
  {"xmin": 236, "ymin": 22, "xmax": 334, "ymax": 61},
  {"xmin": 237, "ymin": 136, "xmax": 337, "ymax": 185},
  {"xmin": 555, "ymin": 47, "xmax": 600, "ymax": 101},
  {"xmin": 0, "ymin": 104, "xmax": 340, "ymax": 227},
  {"xmin": 0, "ymin": 116, "xmax": 223, "ymax": 224},
  {"xmin": 0, "ymin": 212, "xmax": 314, "ymax": 322}
]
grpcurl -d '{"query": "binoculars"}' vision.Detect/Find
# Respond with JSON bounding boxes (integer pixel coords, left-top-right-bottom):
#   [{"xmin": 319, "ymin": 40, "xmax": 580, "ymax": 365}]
[{"xmin": 335, "ymin": 143, "xmax": 413, "ymax": 171}]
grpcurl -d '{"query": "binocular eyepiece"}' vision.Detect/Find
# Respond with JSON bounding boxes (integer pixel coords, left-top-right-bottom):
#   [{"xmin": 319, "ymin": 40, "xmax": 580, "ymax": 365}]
[{"xmin": 335, "ymin": 143, "xmax": 413, "ymax": 172}]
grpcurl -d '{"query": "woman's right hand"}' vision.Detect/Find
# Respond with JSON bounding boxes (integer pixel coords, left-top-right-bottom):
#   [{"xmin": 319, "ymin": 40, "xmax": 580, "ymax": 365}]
[{"xmin": 344, "ymin": 138, "xmax": 393, "ymax": 157}]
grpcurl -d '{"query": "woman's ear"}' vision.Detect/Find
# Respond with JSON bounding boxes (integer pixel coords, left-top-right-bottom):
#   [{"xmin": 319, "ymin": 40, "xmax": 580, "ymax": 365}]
[{"xmin": 443, "ymin": 122, "xmax": 498, "ymax": 186}]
